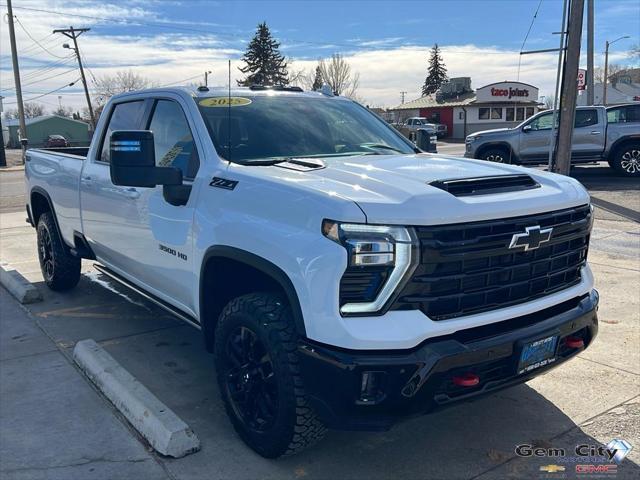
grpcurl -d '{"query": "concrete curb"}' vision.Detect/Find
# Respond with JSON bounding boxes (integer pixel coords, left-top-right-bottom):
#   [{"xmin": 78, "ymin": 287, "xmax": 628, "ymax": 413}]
[
  {"xmin": 0, "ymin": 264, "xmax": 42, "ymax": 304},
  {"xmin": 73, "ymin": 339, "xmax": 200, "ymax": 458}
]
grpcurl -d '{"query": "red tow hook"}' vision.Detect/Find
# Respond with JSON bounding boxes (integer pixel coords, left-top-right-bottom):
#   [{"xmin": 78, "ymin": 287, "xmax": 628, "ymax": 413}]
[
  {"xmin": 565, "ymin": 336, "xmax": 585, "ymax": 349},
  {"xmin": 452, "ymin": 372, "xmax": 480, "ymax": 387}
]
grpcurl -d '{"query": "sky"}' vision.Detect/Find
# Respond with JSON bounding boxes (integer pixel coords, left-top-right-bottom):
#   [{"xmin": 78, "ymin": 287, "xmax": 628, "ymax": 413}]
[{"xmin": 0, "ymin": 0, "xmax": 638, "ymax": 113}]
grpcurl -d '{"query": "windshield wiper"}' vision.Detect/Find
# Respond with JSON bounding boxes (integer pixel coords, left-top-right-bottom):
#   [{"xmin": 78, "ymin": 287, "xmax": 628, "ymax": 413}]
[{"xmin": 359, "ymin": 143, "xmax": 406, "ymax": 153}]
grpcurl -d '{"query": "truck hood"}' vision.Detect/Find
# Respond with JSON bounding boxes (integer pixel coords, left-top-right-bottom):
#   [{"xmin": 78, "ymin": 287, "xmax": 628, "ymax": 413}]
[
  {"xmin": 467, "ymin": 127, "xmax": 512, "ymax": 137},
  {"xmin": 302, "ymin": 153, "xmax": 589, "ymax": 225}
]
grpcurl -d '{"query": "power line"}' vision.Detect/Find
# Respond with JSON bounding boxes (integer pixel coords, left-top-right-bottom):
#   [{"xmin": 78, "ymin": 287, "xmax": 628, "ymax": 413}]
[
  {"xmin": 517, "ymin": 0, "xmax": 545, "ymax": 80},
  {"xmin": 3, "ymin": 79, "xmax": 80, "ymax": 104},
  {"xmin": 160, "ymin": 74, "xmax": 204, "ymax": 87},
  {"xmin": 14, "ymin": 16, "xmax": 67, "ymax": 59}
]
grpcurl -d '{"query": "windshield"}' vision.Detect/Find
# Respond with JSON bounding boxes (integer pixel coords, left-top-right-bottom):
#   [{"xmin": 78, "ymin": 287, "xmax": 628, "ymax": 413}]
[{"xmin": 197, "ymin": 95, "xmax": 415, "ymax": 163}]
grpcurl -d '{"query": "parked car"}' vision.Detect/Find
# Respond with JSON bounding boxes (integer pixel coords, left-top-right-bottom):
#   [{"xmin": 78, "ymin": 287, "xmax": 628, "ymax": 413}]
[
  {"xmin": 26, "ymin": 86, "xmax": 597, "ymax": 458},
  {"xmin": 44, "ymin": 134, "xmax": 70, "ymax": 148},
  {"xmin": 465, "ymin": 105, "xmax": 640, "ymax": 176},
  {"xmin": 396, "ymin": 117, "xmax": 438, "ymax": 152},
  {"xmin": 434, "ymin": 123, "xmax": 448, "ymax": 138}
]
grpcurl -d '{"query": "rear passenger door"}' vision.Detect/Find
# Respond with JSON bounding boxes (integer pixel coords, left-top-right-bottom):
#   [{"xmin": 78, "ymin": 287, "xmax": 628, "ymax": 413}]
[{"xmin": 570, "ymin": 108, "xmax": 604, "ymax": 162}]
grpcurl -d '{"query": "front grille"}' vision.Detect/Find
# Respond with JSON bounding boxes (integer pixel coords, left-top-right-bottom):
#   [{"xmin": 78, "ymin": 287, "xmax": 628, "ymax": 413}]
[{"xmin": 393, "ymin": 205, "xmax": 592, "ymax": 320}]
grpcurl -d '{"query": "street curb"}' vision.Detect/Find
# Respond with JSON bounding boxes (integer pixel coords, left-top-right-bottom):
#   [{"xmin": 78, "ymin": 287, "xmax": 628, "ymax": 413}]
[
  {"xmin": 0, "ymin": 165, "xmax": 25, "ymax": 172},
  {"xmin": 0, "ymin": 264, "xmax": 43, "ymax": 304},
  {"xmin": 72, "ymin": 339, "xmax": 200, "ymax": 458}
]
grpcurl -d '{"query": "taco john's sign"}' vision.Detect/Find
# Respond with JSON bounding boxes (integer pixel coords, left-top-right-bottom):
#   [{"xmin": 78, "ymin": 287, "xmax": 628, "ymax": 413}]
[{"xmin": 476, "ymin": 81, "xmax": 539, "ymax": 103}]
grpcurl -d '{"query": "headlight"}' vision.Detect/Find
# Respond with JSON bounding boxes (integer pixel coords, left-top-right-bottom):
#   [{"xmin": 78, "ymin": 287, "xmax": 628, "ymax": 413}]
[
  {"xmin": 322, "ymin": 220, "xmax": 418, "ymax": 315},
  {"xmin": 466, "ymin": 135, "xmax": 481, "ymax": 143}
]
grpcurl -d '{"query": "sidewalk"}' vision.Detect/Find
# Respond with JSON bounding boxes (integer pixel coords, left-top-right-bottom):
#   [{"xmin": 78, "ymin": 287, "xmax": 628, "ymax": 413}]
[{"xmin": 0, "ymin": 288, "xmax": 171, "ymax": 480}]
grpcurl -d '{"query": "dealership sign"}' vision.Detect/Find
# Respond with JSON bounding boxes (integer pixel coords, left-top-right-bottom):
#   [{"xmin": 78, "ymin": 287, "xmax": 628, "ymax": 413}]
[
  {"xmin": 577, "ymin": 69, "xmax": 586, "ymax": 90},
  {"xmin": 476, "ymin": 82, "xmax": 539, "ymax": 103}
]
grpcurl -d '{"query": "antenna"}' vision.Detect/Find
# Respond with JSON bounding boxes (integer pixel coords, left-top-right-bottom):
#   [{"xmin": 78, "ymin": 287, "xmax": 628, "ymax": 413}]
[{"xmin": 227, "ymin": 59, "xmax": 231, "ymax": 163}]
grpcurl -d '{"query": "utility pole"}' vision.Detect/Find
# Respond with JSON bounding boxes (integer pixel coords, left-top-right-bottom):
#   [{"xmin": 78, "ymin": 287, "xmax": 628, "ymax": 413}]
[
  {"xmin": 6, "ymin": 0, "xmax": 27, "ymax": 160},
  {"xmin": 400, "ymin": 91, "xmax": 407, "ymax": 104},
  {"xmin": 555, "ymin": 0, "xmax": 585, "ymax": 175},
  {"xmin": 53, "ymin": 27, "xmax": 95, "ymax": 129},
  {"xmin": 586, "ymin": 0, "xmax": 594, "ymax": 105},
  {"xmin": 0, "ymin": 96, "xmax": 6, "ymax": 167},
  {"xmin": 603, "ymin": 35, "xmax": 630, "ymax": 106},
  {"xmin": 204, "ymin": 70, "xmax": 212, "ymax": 87}
]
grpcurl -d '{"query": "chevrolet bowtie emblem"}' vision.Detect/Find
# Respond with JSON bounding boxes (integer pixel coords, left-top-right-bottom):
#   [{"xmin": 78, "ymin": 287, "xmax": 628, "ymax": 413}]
[{"xmin": 509, "ymin": 225, "xmax": 553, "ymax": 251}]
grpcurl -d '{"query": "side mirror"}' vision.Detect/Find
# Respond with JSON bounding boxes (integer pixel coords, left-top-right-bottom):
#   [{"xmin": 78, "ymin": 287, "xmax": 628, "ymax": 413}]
[
  {"xmin": 110, "ymin": 130, "xmax": 182, "ymax": 188},
  {"xmin": 522, "ymin": 125, "xmax": 532, "ymax": 133}
]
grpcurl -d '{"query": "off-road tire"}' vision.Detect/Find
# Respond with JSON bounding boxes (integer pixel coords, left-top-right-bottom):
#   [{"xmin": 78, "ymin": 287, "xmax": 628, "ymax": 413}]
[
  {"xmin": 611, "ymin": 142, "xmax": 640, "ymax": 177},
  {"xmin": 214, "ymin": 293, "xmax": 327, "ymax": 458},
  {"xmin": 36, "ymin": 212, "xmax": 81, "ymax": 291},
  {"xmin": 479, "ymin": 147, "xmax": 511, "ymax": 164}
]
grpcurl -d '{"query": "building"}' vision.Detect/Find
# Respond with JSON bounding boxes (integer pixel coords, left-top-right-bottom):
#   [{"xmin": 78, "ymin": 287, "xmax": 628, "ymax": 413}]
[
  {"xmin": 390, "ymin": 78, "xmax": 542, "ymax": 139},
  {"xmin": 577, "ymin": 68, "xmax": 640, "ymax": 106},
  {"xmin": 5, "ymin": 115, "xmax": 90, "ymax": 148}
]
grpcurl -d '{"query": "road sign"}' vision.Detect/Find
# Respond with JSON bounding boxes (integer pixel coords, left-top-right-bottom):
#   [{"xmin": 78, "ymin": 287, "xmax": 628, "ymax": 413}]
[{"xmin": 577, "ymin": 69, "xmax": 586, "ymax": 90}]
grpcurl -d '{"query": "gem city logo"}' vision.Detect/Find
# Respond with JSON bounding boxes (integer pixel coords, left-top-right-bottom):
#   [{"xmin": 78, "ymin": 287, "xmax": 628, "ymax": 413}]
[{"xmin": 515, "ymin": 439, "xmax": 633, "ymax": 477}]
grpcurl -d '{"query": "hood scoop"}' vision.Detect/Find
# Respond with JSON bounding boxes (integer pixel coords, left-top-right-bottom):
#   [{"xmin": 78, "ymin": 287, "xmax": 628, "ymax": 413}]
[{"xmin": 429, "ymin": 174, "xmax": 540, "ymax": 197}]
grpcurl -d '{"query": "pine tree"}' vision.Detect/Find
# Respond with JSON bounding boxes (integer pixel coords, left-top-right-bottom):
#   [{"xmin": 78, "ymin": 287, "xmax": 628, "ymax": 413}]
[
  {"xmin": 238, "ymin": 22, "xmax": 289, "ymax": 86},
  {"xmin": 311, "ymin": 65, "xmax": 323, "ymax": 90},
  {"xmin": 422, "ymin": 44, "xmax": 448, "ymax": 96}
]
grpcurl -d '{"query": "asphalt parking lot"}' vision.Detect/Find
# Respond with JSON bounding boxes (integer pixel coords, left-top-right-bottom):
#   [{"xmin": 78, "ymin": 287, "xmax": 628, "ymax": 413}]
[{"xmin": 1, "ymin": 148, "xmax": 639, "ymax": 479}]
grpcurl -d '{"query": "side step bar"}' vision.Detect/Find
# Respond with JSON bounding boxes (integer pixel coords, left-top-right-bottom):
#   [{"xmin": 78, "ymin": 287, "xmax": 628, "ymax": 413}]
[{"xmin": 92, "ymin": 263, "xmax": 201, "ymax": 330}]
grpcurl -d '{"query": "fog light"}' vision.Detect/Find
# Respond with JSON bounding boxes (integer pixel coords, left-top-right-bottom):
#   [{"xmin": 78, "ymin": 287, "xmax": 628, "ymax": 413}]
[{"xmin": 452, "ymin": 372, "xmax": 480, "ymax": 387}]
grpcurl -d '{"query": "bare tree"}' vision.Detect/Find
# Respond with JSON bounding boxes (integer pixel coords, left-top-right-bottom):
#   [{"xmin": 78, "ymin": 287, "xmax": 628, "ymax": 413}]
[
  {"xmin": 318, "ymin": 54, "xmax": 360, "ymax": 99},
  {"xmin": 93, "ymin": 70, "xmax": 155, "ymax": 106},
  {"xmin": 24, "ymin": 103, "xmax": 46, "ymax": 118},
  {"xmin": 543, "ymin": 95, "xmax": 555, "ymax": 110},
  {"xmin": 594, "ymin": 64, "xmax": 626, "ymax": 83},
  {"xmin": 52, "ymin": 105, "xmax": 74, "ymax": 118},
  {"xmin": 629, "ymin": 44, "xmax": 640, "ymax": 61}
]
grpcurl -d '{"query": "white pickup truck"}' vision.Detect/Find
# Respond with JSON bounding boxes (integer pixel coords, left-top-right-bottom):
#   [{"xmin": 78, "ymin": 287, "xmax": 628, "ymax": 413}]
[{"xmin": 26, "ymin": 86, "xmax": 598, "ymax": 458}]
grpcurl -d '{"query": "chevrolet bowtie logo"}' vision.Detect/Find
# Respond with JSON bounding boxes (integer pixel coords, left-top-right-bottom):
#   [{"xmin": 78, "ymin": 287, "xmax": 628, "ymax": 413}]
[
  {"xmin": 509, "ymin": 225, "xmax": 553, "ymax": 251},
  {"xmin": 539, "ymin": 465, "xmax": 565, "ymax": 473}
]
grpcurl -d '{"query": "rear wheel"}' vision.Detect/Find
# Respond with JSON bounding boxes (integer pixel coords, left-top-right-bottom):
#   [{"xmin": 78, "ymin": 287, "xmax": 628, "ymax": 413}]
[
  {"xmin": 214, "ymin": 293, "xmax": 326, "ymax": 458},
  {"xmin": 36, "ymin": 212, "xmax": 81, "ymax": 291},
  {"xmin": 479, "ymin": 147, "xmax": 511, "ymax": 164},
  {"xmin": 611, "ymin": 142, "xmax": 640, "ymax": 177}
]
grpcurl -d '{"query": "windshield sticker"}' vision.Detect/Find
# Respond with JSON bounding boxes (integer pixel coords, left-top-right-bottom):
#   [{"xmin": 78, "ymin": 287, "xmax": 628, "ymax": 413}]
[{"xmin": 199, "ymin": 97, "xmax": 252, "ymax": 108}]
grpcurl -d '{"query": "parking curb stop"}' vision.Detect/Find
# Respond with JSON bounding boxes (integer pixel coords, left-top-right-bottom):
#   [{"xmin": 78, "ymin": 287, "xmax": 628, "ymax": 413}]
[
  {"xmin": 0, "ymin": 264, "xmax": 43, "ymax": 304},
  {"xmin": 72, "ymin": 339, "xmax": 200, "ymax": 458}
]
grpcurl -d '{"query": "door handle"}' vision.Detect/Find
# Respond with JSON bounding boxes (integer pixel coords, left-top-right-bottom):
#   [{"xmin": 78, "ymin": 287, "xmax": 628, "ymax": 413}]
[
  {"xmin": 590, "ymin": 131, "xmax": 601, "ymax": 135},
  {"xmin": 81, "ymin": 175, "xmax": 93, "ymax": 185}
]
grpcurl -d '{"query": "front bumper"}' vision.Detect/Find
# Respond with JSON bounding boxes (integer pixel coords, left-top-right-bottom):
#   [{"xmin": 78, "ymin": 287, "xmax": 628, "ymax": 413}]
[{"xmin": 298, "ymin": 290, "xmax": 598, "ymax": 431}]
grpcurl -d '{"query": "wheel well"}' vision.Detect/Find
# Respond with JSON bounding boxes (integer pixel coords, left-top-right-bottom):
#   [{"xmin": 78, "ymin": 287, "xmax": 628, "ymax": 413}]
[
  {"xmin": 200, "ymin": 251, "xmax": 306, "ymax": 352},
  {"xmin": 30, "ymin": 191, "xmax": 52, "ymax": 226},
  {"xmin": 477, "ymin": 143, "xmax": 511, "ymax": 158},
  {"xmin": 610, "ymin": 137, "xmax": 640, "ymax": 161}
]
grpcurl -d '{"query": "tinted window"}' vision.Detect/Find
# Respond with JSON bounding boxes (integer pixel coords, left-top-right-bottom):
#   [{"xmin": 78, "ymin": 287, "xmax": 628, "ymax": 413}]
[
  {"xmin": 608, "ymin": 107, "xmax": 624, "ymax": 123},
  {"xmin": 529, "ymin": 112, "xmax": 554, "ymax": 130},
  {"xmin": 197, "ymin": 96, "xmax": 414, "ymax": 163},
  {"xmin": 478, "ymin": 108, "xmax": 490, "ymax": 120},
  {"xmin": 627, "ymin": 106, "xmax": 640, "ymax": 122},
  {"xmin": 99, "ymin": 101, "xmax": 145, "ymax": 163},
  {"xmin": 574, "ymin": 109, "xmax": 598, "ymax": 128},
  {"xmin": 148, "ymin": 100, "xmax": 199, "ymax": 179}
]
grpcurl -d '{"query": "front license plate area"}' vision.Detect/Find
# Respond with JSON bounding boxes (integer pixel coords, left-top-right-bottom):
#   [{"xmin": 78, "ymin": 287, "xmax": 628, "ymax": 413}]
[{"xmin": 518, "ymin": 335, "xmax": 558, "ymax": 375}]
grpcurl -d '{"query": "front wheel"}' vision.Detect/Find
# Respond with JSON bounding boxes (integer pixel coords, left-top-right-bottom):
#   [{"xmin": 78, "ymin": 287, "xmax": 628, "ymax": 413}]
[
  {"xmin": 611, "ymin": 143, "xmax": 640, "ymax": 177},
  {"xmin": 36, "ymin": 212, "xmax": 81, "ymax": 291},
  {"xmin": 479, "ymin": 147, "xmax": 511, "ymax": 164},
  {"xmin": 214, "ymin": 293, "xmax": 326, "ymax": 458}
]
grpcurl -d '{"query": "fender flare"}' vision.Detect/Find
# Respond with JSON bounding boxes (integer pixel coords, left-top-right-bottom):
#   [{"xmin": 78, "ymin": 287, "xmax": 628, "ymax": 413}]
[
  {"xmin": 29, "ymin": 186, "xmax": 68, "ymax": 248},
  {"xmin": 199, "ymin": 245, "xmax": 307, "ymax": 344},
  {"xmin": 607, "ymin": 135, "xmax": 640, "ymax": 160}
]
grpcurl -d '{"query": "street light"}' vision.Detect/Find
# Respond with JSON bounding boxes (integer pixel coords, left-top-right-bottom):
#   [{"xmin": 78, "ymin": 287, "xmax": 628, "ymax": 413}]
[{"xmin": 603, "ymin": 35, "xmax": 630, "ymax": 105}]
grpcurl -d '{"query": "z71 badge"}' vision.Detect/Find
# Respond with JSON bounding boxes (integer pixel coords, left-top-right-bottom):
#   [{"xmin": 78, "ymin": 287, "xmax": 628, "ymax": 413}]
[{"xmin": 209, "ymin": 177, "xmax": 238, "ymax": 190}]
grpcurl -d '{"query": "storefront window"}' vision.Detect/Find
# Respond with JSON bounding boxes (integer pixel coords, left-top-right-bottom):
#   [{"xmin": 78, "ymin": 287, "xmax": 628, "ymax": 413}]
[
  {"xmin": 526, "ymin": 107, "xmax": 535, "ymax": 118},
  {"xmin": 491, "ymin": 108, "xmax": 502, "ymax": 119},
  {"xmin": 506, "ymin": 108, "xmax": 515, "ymax": 121},
  {"xmin": 516, "ymin": 107, "xmax": 525, "ymax": 121},
  {"xmin": 479, "ymin": 108, "xmax": 490, "ymax": 120}
]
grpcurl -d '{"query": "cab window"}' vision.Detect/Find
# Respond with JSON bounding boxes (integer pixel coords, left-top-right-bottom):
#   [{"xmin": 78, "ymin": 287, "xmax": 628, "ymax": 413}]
[
  {"xmin": 529, "ymin": 112, "xmax": 554, "ymax": 130},
  {"xmin": 98, "ymin": 100, "xmax": 145, "ymax": 163},
  {"xmin": 148, "ymin": 100, "xmax": 200, "ymax": 180},
  {"xmin": 574, "ymin": 109, "xmax": 598, "ymax": 128}
]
